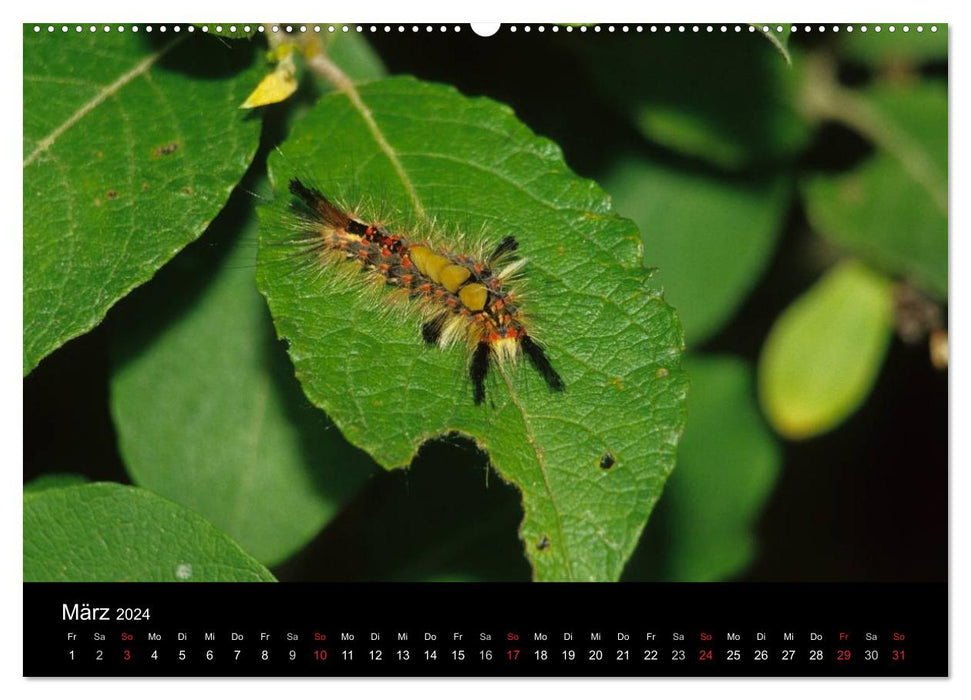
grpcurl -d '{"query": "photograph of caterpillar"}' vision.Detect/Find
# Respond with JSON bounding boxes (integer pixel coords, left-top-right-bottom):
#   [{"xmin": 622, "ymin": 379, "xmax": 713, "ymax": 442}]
[{"xmin": 287, "ymin": 178, "xmax": 566, "ymax": 404}]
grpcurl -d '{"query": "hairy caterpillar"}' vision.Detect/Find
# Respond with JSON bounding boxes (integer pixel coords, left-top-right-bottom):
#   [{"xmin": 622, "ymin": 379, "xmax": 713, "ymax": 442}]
[{"xmin": 283, "ymin": 178, "xmax": 564, "ymax": 405}]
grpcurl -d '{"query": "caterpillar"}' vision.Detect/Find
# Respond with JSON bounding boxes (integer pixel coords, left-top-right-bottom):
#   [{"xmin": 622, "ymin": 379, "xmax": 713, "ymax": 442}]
[{"xmin": 284, "ymin": 178, "xmax": 565, "ymax": 405}]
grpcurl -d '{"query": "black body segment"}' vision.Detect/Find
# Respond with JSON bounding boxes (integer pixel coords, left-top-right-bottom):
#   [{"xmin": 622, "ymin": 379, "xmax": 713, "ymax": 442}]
[
  {"xmin": 521, "ymin": 335, "xmax": 565, "ymax": 392},
  {"xmin": 470, "ymin": 342, "xmax": 491, "ymax": 405}
]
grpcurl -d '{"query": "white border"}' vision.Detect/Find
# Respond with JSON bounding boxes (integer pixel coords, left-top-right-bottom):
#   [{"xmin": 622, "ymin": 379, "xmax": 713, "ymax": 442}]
[{"xmin": 5, "ymin": 0, "xmax": 962, "ymax": 698}]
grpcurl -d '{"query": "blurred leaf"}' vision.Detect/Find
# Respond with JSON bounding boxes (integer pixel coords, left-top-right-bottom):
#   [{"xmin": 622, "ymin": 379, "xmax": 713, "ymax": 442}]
[
  {"xmin": 110, "ymin": 189, "xmax": 377, "ymax": 567},
  {"xmin": 625, "ymin": 355, "xmax": 781, "ymax": 581},
  {"xmin": 605, "ymin": 156, "xmax": 789, "ymax": 345},
  {"xmin": 23, "ymin": 29, "xmax": 263, "ymax": 374},
  {"xmin": 840, "ymin": 25, "xmax": 947, "ymax": 65},
  {"xmin": 24, "ymin": 482, "xmax": 276, "ymax": 582},
  {"xmin": 587, "ymin": 32, "xmax": 810, "ymax": 169},
  {"xmin": 24, "ymin": 473, "xmax": 88, "ymax": 494},
  {"xmin": 753, "ymin": 24, "xmax": 793, "ymax": 66},
  {"xmin": 759, "ymin": 261, "xmax": 894, "ymax": 440},
  {"xmin": 258, "ymin": 76, "xmax": 689, "ymax": 581},
  {"xmin": 323, "ymin": 32, "xmax": 386, "ymax": 82},
  {"xmin": 802, "ymin": 82, "xmax": 947, "ymax": 298}
]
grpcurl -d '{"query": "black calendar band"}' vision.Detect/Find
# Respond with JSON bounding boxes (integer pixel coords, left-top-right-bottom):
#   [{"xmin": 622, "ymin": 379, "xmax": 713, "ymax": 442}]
[{"xmin": 24, "ymin": 582, "xmax": 947, "ymax": 677}]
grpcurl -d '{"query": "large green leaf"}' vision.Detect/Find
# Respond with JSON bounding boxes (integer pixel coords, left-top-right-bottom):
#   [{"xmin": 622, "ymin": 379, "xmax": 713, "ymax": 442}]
[
  {"xmin": 625, "ymin": 355, "xmax": 781, "ymax": 581},
  {"xmin": 24, "ymin": 482, "xmax": 275, "ymax": 582},
  {"xmin": 23, "ymin": 28, "xmax": 263, "ymax": 374},
  {"xmin": 109, "ymin": 188, "xmax": 377, "ymax": 567},
  {"xmin": 605, "ymin": 156, "xmax": 789, "ymax": 345},
  {"xmin": 802, "ymin": 82, "xmax": 947, "ymax": 298},
  {"xmin": 759, "ymin": 261, "xmax": 894, "ymax": 440},
  {"xmin": 258, "ymin": 76, "xmax": 689, "ymax": 581},
  {"xmin": 586, "ymin": 31, "xmax": 810, "ymax": 169}
]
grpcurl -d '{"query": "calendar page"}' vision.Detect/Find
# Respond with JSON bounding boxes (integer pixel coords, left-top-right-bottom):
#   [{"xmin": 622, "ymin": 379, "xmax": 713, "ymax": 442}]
[{"xmin": 22, "ymin": 18, "xmax": 948, "ymax": 678}]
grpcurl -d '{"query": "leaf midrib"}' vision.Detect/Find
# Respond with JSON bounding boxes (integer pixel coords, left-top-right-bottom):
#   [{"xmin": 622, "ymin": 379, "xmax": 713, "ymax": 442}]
[{"xmin": 23, "ymin": 35, "xmax": 185, "ymax": 168}]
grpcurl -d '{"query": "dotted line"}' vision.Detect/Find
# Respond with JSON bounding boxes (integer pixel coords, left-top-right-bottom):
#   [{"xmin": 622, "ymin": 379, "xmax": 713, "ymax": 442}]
[{"xmin": 30, "ymin": 24, "xmax": 942, "ymax": 35}]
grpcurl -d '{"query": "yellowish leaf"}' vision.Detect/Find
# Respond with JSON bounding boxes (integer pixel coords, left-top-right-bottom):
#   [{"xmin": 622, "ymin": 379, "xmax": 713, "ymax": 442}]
[{"xmin": 241, "ymin": 55, "xmax": 297, "ymax": 109}]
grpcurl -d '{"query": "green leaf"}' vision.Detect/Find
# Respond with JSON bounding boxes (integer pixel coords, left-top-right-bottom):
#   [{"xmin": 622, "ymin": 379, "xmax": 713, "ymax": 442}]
[
  {"xmin": 604, "ymin": 156, "xmax": 789, "ymax": 345},
  {"xmin": 258, "ymin": 76, "xmax": 689, "ymax": 581},
  {"xmin": 759, "ymin": 261, "xmax": 894, "ymax": 439},
  {"xmin": 24, "ymin": 473, "xmax": 88, "ymax": 494},
  {"xmin": 586, "ymin": 31, "xmax": 810, "ymax": 169},
  {"xmin": 802, "ymin": 82, "xmax": 947, "ymax": 298},
  {"xmin": 23, "ymin": 28, "xmax": 263, "ymax": 374},
  {"xmin": 110, "ymin": 188, "xmax": 377, "ymax": 567},
  {"xmin": 625, "ymin": 355, "xmax": 781, "ymax": 581},
  {"xmin": 753, "ymin": 23, "xmax": 793, "ymax": 66},
  {"xmin": 24, "ymin": 482, "xmax": 276, "ymax": 582},
  {"xmin": 840, "ymin": 25, "xmax": 947, "ymax": 66}
]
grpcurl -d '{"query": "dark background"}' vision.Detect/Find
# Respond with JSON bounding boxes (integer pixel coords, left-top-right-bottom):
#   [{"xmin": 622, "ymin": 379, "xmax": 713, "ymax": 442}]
[{"xmin": 24, "ymin": 26, "xmax": 948, "ymax": 583}]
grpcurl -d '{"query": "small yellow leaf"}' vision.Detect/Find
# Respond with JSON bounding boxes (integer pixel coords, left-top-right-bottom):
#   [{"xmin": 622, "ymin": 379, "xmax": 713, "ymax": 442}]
[{"xmin": 241, "ymin": 57, "xmax": 297, "ymax": 109}]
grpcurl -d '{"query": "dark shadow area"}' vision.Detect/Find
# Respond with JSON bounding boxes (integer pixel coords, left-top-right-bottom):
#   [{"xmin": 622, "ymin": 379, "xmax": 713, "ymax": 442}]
[
  {"xmin": 144, "ymin": 29, "xmax": 261, "ymax": 81},
  {"xmin": 274, "ymin": 435, "xmax": 531, "ymax": 582}
]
